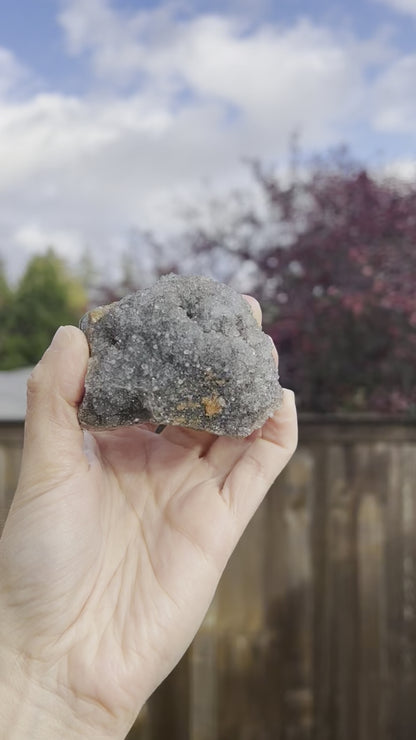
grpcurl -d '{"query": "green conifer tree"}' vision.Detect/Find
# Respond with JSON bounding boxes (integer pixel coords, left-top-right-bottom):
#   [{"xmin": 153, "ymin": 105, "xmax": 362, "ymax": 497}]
[{"xmin": 0, "ymin": 249, "xmax": 87, "ymax": 370}]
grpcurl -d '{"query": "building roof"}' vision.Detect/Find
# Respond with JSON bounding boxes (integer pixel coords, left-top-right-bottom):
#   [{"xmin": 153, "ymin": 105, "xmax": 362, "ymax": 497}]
[{"xmin": 0, "ymin": 367, "xmax": 32, "ymax": 421}]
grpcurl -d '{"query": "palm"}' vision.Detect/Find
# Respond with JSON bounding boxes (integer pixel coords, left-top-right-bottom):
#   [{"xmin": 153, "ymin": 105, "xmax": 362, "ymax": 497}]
[{"xmin": 78, "ymin": 424, "xmax": 235, "ymax": 701}]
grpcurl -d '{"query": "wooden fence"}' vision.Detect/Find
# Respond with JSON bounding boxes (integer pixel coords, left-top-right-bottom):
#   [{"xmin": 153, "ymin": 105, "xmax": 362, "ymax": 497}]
[{"xmin": 1, "ymin": 417, "xmax": 416, "ymax": 740}]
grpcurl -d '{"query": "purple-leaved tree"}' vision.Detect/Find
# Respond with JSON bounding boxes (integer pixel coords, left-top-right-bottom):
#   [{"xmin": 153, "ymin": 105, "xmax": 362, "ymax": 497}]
[{"xmin": 95, "ymin": 151, "xmax": 416, "ymax": 414}]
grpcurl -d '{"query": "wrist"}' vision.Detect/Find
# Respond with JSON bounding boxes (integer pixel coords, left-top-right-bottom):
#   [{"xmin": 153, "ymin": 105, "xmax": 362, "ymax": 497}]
[{"xmin": 0, "ymin": 645, "xmax": 118, "ymax": 740}]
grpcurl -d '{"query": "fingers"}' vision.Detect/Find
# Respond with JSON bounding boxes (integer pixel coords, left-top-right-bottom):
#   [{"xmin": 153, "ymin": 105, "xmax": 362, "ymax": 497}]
[
  {"xmin": 222, "ymin": 389, "xmax": 298, "ymax": 525},
  {"xmin": 20, "ymin": 326, "xmax": 90, "ymax": 481}
]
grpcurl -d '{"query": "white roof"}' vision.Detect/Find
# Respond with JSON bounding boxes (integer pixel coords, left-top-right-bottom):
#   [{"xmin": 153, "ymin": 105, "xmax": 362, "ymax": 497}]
[{"xmin": 0, "ymin": 367, "xmax": 32, "ymax": 421}]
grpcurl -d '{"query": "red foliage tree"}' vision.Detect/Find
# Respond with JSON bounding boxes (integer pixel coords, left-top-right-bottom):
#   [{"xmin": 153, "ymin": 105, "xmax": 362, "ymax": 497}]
[{"xmin": 172, "ymin": 155, "xmax": 416, "ymax": 413}]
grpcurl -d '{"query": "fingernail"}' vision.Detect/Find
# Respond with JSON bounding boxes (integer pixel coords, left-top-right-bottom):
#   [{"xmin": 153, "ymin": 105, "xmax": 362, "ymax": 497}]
[{"xmin": 242, "ymin": 295, "xmax": 262, "ymax": 326}]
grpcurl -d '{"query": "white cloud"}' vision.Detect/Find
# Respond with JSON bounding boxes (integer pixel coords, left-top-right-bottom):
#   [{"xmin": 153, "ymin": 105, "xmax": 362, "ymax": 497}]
[
  {"xmin": 0, "ymin": 47, "xmax": 30, "ymax": 98},
  {"xmin": 375, "ymin": 0, "xmax": 416, "ymax": 17},
  {"xmin": 372, "ymin": 54, "xmax": 416, "ymax": 132},
  {"xmin": 58, "ymin": 0, "xmax": 116, "ymax": 54},
  {"xmin": 58, "ymin": 0, "xmax": 170, "ymax": 86},
  {"xmin": 56, "ymin": 4, "xmax": 375, "ymax": 153},
  {"xmin": 380, "ymin": 157, "xmax": 416, "ymax": 181},
  {"xmin": 13, "ymin": 224, "xmax": 83, "ymax": 259},
  {"xmin": 0, "ymin": 92, "xmax": 172, "ymax": 190},
  {"xmin": 0, "ymin": 0, "xmax": 415, "ymax": 281},
  {"xmin": 58, "ymin": 3, "xmax": 367, "ymax": 127}
]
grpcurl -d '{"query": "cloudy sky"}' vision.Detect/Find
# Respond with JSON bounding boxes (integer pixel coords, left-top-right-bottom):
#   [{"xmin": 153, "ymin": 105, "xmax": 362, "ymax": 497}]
[{"xmin": 1, "ymin": 0, "xmax": 416, "ymax": 279}]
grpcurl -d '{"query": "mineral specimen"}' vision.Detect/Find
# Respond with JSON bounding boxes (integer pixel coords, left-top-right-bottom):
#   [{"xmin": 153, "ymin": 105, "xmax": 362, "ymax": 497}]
[{"xmin": 78, "ymin": 274, "xmax": 283, "ymax": 436}]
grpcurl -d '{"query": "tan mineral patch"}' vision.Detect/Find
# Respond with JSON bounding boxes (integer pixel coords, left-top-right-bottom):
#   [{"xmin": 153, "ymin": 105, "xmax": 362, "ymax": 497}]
[
  {"xmin": 89, "ymin": 302, "xmax": 117, "ymax": 324},
  {"xmin": 202, "ymin": 395, "xmax": 224, "ymax": 417},
  {"xmin": 176, "ymin": 400, "xmax": 201, "ymax": 412}
]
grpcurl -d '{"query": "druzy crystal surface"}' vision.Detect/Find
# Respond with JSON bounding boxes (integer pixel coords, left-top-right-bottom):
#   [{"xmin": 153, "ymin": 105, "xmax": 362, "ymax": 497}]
[{"xmin": 78, "ymin": 274, "xmax": 283, "ymax": 436}]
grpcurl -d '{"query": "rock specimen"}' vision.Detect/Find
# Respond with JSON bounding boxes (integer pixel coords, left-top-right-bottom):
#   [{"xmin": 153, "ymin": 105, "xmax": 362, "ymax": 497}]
[{"xmin": 78, "ymin": 274, "xmax": 283, "ymax": 436}]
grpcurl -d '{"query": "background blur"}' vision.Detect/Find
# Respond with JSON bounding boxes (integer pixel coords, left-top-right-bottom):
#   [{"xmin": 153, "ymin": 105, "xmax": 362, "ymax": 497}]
[
  {"xmin": 1, "ymin": 1, "xmax": 416, "ymax": 738},
  {"xmin": 0, "ymin": 0, "xmax": 415, "ymax": 411}
]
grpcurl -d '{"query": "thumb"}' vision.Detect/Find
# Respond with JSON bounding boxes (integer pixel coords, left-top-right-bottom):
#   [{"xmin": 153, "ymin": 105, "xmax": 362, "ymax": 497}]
[{"xmin": 20, "ymin": 325, "xmax": 89, "ymax": 482}]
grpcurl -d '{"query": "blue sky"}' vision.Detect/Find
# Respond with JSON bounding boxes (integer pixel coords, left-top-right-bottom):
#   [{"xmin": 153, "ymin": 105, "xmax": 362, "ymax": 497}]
[
  {"xmin": 0, "ymin": 0, "xmax": 415, "ymax": 278},
  {"xmin": 1, "ymin": 0, "xmax": 415, "ymax": 90},
  {"xmin": 0, "ymin": 0, "xmax": 414, "ymax": 77}
]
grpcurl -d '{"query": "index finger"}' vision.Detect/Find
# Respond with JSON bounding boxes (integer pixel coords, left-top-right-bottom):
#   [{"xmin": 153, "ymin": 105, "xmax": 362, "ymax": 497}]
[{"xmin": 222, "ymin": 389, "xmax": 298, "ymax": 525}]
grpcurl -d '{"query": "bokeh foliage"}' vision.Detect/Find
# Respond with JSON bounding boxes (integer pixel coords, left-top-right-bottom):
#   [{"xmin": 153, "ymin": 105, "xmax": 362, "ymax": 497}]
[
  {"xmin": 0, "ymin": 250, "xmax": 86, "ymax": 370},
  {"xmin": 149, "ymin": 153, "xmax": 416, "ymax": 414},
  {"xmin": 1, "ymin": 151, "xmax": 415, "ymax": 414}
]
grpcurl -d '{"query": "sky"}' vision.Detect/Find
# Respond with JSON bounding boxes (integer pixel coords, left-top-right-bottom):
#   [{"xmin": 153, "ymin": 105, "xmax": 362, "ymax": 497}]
[{"xmin": 1, "ymin": 0, "xmax": 416, "ymax": 280}]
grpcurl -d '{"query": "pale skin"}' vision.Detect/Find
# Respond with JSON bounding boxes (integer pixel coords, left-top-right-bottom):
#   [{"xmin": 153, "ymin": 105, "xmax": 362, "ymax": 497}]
[{"xmin": 0, "ymin": 297, "xmax": 297, "ymax": 740}]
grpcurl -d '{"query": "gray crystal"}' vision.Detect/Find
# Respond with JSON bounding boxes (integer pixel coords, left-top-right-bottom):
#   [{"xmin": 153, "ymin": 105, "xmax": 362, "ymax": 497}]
[{"xmin": 78, "ymin": 274, "xmax": 283, "ymax": 436}]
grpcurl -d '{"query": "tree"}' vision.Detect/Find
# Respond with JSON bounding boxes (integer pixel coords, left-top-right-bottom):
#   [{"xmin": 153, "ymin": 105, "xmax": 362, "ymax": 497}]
[
  {"xmin": 258, "ymin": 165, "xmax": 416, "ymax": 413},
  {"xmin": 0, "ymin": 259, "xmax": 13, "ymax": 363},
  {"xmin": 156, "ymin": 152, "xmax": 416, "ymax": 414},
  {"xmin": 0, "ymin": 250, "xmax": 87, "ymax": 370}
]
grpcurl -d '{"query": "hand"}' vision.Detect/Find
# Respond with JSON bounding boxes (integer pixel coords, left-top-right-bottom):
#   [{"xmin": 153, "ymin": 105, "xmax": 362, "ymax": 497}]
[{"xmin": 0, "ymin": 300, "xmax": 297, "ymax": 740}]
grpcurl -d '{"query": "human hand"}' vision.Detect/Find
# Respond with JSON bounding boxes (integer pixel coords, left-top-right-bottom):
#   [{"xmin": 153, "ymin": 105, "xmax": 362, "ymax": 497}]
[{"xmin": 0, "ymin": 298, "xmax": 297, "ymax": 740}]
